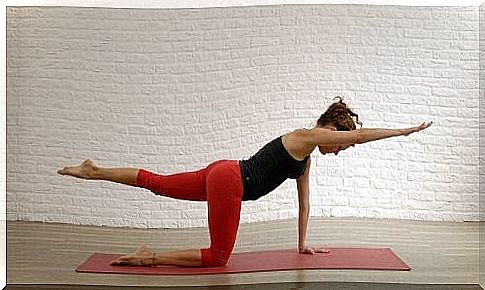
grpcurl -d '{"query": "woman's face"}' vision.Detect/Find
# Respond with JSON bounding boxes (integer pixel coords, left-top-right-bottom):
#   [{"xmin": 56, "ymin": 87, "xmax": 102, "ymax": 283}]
[
  {"xmin": 317, "ymin": 125, "xmax": 355, "ymax": 155},
  {"xmin": 318, "ymin": 145, "xmax": 340, "ymax": 155},
  {"xmin": 318, "ymin": 144, "xmax": 353, "ymax": 156}
]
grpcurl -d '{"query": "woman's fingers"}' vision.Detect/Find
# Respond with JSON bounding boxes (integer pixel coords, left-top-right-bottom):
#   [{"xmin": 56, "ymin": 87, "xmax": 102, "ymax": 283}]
[
  {"xmin": 419, "ymin": 121, "xmax": 433, "ymax": 131},
  {"xmin": 299, "ymin": 247, "xmax": 330, "ymax": 254},
  {"xmin": 406, "ymin": 121, "xmax": 432, "ymax": 136},
  {"xmin": 299, "ymin": 246, "xmax": 315, "ymax": 254},
  {"xmin": 301, "ymin": 248, "xmax": 315, "ymax": 254}
]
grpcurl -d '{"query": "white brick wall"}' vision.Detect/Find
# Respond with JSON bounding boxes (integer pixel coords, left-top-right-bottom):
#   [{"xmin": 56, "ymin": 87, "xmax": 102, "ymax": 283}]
[
  {"xmin": 479, "ymin": 3, "xmax": 485, "ymax": 285},
  {"xmin": 6, "ymin": 5, "xmax": 479, "ymax": 228}
]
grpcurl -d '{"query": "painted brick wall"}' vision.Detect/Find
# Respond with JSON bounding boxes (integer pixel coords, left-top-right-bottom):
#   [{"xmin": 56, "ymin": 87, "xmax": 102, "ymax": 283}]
[{"xmin": 6, "ymin": 5, "xmax": 479, "ymax": 228}]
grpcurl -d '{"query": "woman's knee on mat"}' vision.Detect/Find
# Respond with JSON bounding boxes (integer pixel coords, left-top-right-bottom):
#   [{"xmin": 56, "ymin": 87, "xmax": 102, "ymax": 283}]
[{"xmin": 200, "ymin": 248, "xmax": 232, "ymax": 267}]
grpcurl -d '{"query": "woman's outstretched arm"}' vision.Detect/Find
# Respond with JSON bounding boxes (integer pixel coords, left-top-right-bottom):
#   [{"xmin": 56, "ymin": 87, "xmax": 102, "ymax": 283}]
[{"xmin": 308, "ymin": 121, "xmax": 433, "ymax": 146}]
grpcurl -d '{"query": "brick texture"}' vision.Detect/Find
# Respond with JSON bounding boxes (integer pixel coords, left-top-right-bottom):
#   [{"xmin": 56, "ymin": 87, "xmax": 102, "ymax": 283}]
[{"xmin": 6, "ymin": 5, "xmax": 479, "ymax": 228}]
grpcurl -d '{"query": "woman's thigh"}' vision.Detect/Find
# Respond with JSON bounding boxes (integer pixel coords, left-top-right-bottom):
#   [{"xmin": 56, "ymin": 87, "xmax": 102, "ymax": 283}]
[
  {"xmin": 137, "ymin": 160, "xmax": 227, "ymax": 201},
  {"xmin": 205, "ymin": 160, "xmax": 244, "ymax": 253}
]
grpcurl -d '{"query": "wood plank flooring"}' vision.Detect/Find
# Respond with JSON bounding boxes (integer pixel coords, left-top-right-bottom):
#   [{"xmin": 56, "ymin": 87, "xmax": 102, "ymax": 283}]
[{"xmin": 6, "ymin": 218, "xmax": 479, "ymax": 287}]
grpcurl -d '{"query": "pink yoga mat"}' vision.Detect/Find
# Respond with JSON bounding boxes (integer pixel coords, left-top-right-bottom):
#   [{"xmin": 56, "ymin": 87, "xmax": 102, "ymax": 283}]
[{"xmin": 76, "ymin": 248, "xmax": 411, "ymax": 275}]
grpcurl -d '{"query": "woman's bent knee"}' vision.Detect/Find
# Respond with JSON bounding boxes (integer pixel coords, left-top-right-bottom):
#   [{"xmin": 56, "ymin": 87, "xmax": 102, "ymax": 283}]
[{"xmin": 200, "ymin": 248, "xmax": 231, "ymax": 267}]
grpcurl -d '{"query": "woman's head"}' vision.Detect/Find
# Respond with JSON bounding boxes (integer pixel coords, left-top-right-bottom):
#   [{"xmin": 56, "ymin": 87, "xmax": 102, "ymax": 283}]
[
  {"xmin": 316, "ymin": 97, "xmax": 363, "ymax": 155},
  {"xmin": 317, "ymin": 96, "xmax": 362, "ymax": 131}
]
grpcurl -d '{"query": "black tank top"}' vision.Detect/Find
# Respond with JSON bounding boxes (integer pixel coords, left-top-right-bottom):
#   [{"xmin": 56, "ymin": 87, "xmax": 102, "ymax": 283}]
[{"xmin": 239, "ymin": 135, "xmax": 309, "ymax": 201}]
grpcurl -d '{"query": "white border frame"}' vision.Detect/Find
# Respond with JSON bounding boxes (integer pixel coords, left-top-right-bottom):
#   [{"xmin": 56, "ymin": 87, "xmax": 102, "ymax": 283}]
[{"xmin": 2, "ymin": 0, "xmax": 483, "ymax": 288}]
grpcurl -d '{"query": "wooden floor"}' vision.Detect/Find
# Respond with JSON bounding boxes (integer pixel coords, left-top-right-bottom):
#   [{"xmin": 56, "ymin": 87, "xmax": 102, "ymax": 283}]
[{"xmin": 6, "ymin": 218, "xmax": 479, "ymax": 287}]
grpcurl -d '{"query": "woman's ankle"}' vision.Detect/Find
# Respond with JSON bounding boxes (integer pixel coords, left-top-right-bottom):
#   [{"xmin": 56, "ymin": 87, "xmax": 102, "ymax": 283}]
[{"xmin": 89, "ymin": 166, "xmax": 101, "ymax": 179}]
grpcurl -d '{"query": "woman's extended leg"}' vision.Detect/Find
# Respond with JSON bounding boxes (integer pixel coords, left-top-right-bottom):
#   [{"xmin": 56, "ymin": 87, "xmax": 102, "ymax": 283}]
[
  {"xmin": 57, "ymin": 159, "xmax": 209, "ymax": 201},
  {"xmin": 57, "ymin": 159, "xmax": 139, "ymax": 186}
]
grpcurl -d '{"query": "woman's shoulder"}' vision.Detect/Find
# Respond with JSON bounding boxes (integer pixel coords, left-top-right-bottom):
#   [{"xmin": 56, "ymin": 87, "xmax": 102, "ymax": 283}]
[
  {"xmin": 283, "ymin": 128, "xmax": 313, "ymax": 139},
  {"xmin": 282, "ymin": 128, "xmax": 315, "ymax": 160},
  {"xmin": 285, "ymin": 127, "xmax": 309, "ymax": 134}
]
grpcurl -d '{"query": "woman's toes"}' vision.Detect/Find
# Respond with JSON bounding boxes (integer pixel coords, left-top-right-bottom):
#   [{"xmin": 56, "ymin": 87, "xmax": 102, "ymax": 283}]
[
  {"xmin": 57, "ymin": 160, "xmax": 96, "ymax": 179},
  {"xmin": 110, "ymin": 260, "xmax": 124, "ymax": 266},
  {"xmin": 110, "ymin": 256, "xmax": 131, "ymax": 266},
  {"xmin": 110, "ymin": 256, "xmax": 151, "ymax": 267},
  {"xmin": 57, "ymin": 167, "xmax": 72, "ymax": 176},
  {"xmin": 111, "ymin": 257, "xmax": 133, "ymax": 266}
]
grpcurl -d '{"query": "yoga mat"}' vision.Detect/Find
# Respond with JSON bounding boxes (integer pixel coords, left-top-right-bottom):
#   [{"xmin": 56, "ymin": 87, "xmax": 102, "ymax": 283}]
[{"xmin": 76, "ymin": 248, "xmax": 411, "ymax": 275}]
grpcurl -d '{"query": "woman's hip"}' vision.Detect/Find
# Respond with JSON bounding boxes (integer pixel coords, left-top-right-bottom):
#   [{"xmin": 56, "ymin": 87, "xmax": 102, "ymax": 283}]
[{"xmin": 205, "ymin": 159, "xmax": 243, "ymax": 198}]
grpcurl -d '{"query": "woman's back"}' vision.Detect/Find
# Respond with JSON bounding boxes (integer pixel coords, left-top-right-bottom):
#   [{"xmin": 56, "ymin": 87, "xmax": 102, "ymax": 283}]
[{"xmin": 239, "ymin": 134, "xmax": 310, "ymax": 201}]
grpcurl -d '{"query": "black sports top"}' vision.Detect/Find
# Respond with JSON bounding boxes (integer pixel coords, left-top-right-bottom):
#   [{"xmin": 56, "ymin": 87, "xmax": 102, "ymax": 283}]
[{"xmin": 239, "ymin": 136, "xmax": 310, "ymax": 201}]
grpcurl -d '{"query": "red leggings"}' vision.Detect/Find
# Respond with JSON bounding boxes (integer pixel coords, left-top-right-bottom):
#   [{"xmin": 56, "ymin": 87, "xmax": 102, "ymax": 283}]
[{"xmin": 136, "ymin": 159, "xmax": 243, "ymax": 267}]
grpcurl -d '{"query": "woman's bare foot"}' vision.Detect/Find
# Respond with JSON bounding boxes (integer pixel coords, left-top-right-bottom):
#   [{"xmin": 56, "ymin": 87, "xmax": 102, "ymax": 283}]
[
  {"xmin": 110, "ymin": 245, "xmax": 156, "ymax": 266},
  {"xmin": 133, "ymin": 244, "xmax": 154, "ymax": 257},
  {"xmin": 57, "ymin": 159, "xmax": 98, "ymax": 179}
]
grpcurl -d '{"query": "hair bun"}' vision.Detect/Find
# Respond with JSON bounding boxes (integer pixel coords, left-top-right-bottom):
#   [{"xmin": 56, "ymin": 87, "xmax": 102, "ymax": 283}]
[{"xmin": 334, "ymin": 96, "xmax": 344, "ymax": 104}]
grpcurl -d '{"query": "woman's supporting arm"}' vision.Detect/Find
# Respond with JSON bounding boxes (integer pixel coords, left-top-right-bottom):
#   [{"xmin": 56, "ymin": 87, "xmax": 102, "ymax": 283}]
[
  {"xmin": 296, "ymin": 157, "xmax": 330, "ymax": 255},
  {"xmin": 296, "ymin": 157, "xmax": 311, "ymax": 252}
]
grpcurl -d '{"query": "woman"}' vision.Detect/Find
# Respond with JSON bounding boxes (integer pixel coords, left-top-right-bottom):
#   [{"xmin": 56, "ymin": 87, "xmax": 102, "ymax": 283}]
[{"xmin": 57, "ymin": 97, "xmax": 432, "ymax": 267}]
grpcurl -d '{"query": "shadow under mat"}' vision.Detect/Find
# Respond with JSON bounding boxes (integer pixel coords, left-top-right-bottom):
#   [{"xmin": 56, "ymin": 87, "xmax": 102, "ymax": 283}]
[{"xmin": 5, "ymin": 282, "xmax": 484, "ymax": 290}]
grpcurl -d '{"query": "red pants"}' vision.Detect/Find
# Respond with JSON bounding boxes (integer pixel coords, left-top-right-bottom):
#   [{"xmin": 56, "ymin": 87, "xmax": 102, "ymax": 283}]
[{"xmin": 136, "ymin": 159, "xmax": 243, "ymax": 267}]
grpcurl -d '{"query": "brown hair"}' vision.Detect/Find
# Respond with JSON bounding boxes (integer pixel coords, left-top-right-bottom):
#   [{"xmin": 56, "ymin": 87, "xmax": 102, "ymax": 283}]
[{"xmin": 317, "ymin": 97, "xmax": 363, "ymax": 131}]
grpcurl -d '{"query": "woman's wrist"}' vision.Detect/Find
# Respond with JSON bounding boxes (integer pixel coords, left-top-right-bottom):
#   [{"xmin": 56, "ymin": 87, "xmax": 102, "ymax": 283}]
[{"xmin": 399, "ymin": 127, "xmax": 413, "ymax": 136}]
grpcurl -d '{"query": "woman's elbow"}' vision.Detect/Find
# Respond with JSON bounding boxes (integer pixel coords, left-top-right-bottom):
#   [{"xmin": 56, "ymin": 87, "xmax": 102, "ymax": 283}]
[{"xmin": 352, "ymin": 129, "xmax": 365, "ymax": 145}]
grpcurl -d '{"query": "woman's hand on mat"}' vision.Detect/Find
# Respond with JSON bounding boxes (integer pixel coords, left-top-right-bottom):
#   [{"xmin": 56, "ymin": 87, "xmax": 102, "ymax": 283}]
[
  {"xmin": 401, "ymin": 121, "xmax": 433, "ymax": 136},
  {"xmin": 299, "ymin": 246, "xmax": 330, "ymax": 255}
]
